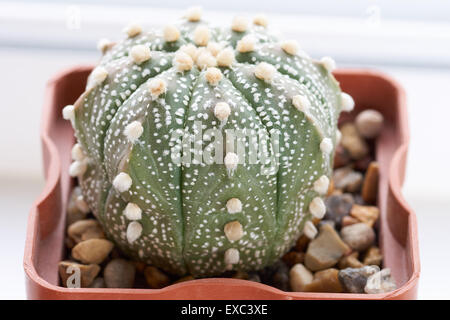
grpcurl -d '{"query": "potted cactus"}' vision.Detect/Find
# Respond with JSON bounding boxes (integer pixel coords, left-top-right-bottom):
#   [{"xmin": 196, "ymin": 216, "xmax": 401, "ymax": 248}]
[{"xmin": 24, "ymin": 7, "xmax": 419, "ymax": 299}]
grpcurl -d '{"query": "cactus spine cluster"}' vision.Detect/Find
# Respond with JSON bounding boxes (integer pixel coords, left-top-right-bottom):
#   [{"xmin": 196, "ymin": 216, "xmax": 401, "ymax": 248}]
[{"xmin": 63, "ymin": 7, "xmax": 353, "ymax": 277}]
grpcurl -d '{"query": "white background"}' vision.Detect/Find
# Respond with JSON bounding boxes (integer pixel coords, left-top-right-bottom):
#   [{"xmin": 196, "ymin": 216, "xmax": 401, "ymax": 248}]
[{"xmin": 0, "ymin": 0, "xmax": 449, "ymax": 299}]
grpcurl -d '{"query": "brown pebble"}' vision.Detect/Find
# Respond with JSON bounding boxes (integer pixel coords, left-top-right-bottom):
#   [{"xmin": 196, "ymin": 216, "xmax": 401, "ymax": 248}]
[
  {"xmin": 144, "ymin": 266, "xmax": 171, "ymax": 289},
  {"xmin": 104, "ymin": 259, "xmax": 136, "ymax": 288},
  {"xmin": 363, "ymin": 246, "xmax": 383, "ymax": 266},
  {"xmin": 350, "ymin": 204, "xmax": 379, "ymax": 227},
  {"xmin": 174, "ymin": 275, "xmax": 195, "ymax": 284},
  {"xmin": 338, "ymin": 252, "xmax": 364, "ymax": 269},
  {"xmin": 67, "ymin": 219, "xmax": 105, "ymax": 244},
  {"xmin": 72, "ymin": 238, "xmax": 114, "ymax": 264},
  {"xmin": 289, "ymin": 263, "xmax": 313, "ymax": 292},
  {"xmin": 362, "ymin": 162, "xmax": 379, "ymax": 204},
  {"xmin": 333, "ymin": 145, "xmax": 351, "ymax": 169},
  {"xmin": 133, "ymin": 261, "xmax": 147, "ymax": 273},
  {"xmin": 341, "ymin": 223, "xmax": 375, "ymax": 252},
  {"xmin": 354, "ymin": 155, "xmax": 373, "ymax": 172},
  {"xmin": 58, "ymin": 261, "xmax": 100, "ymax": 288},
  {"xmin": 341, "ymin": 216, "xmax": 360, "ymax": 228},
  {"xmin": 303, "ymin": 268, "xmax": 344, "ymax": 293},
  {"xmin": 327, "ymin": 178, "xmax": 335, "ymax": 196},
  {"xmin": 305, "ymin": 224, "xmax": 351, "ymax": 271},
  {"xmin": 282, "ymin": 251, "xmax": 305, "ymax": 267},
  {"xmin": 333, "ymin": 167, "xmax": 363, "ymax": 193},
  {"xmin": 340, "ymin": 123, "xmax": 369, "ymax": 160},
  {"xmin": 294, "ymin": 234, "xmax": 310, "ymax": 252}
]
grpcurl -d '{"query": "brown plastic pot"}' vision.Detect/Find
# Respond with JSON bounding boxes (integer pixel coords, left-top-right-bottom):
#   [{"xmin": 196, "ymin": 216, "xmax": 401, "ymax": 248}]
[{"xmin": 24, "ymin": 65, "xmax": 420, "ymax": 300}]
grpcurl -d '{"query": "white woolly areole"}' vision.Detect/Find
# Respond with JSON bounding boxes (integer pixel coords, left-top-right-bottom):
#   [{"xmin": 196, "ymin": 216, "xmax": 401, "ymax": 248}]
[
  {"xmin": 113, "ymin": 172, "xmax": 132, "ymax": 193},
  {"xmin": 303, "ymin": 220, "xmax": 318, "ymax": 239},
  {"xmin": 320, "ymin": 56, "xmax": 336, "ymax": 72},
  {"xmin": 224, "ymin": 221, "xmax": 244, "ymax": 241},
  {"xmin": 185, "ymin": 6, "xmax": 202, "ymax": 22},
  {"xmin": 216, "ymin": 47, "xmax": 235, "ymax": 67},
  {"xmin": 97, "ymin": 38, "xmax": 113, "ymax": 53},
  {"xmin": 173, "ymin": 51, "xmax": 194, "ymax": 72},
  {"xmin": 320, "ymin": 138, "xmax": 333, "ymax": 154},
  {"xmin": 237, "ymin": 35, "xmax": 256, "ymax": 53},
  {"xmin": 205, "ymin": 67, "xmax": 222, "ymax": 85},
  {"xmin": 226, "ymin": 198, "xmax": 242, "ymax": 214},
  {"xmin": 207, "ymin": 42, "xmax": 222, "ymax": 56},
  {"xmin": 231, "ymin": 16, "xmax": 248, "ymax": 32},
  {"xmin": 180, "ymin": 44, "xmax": 198, "ymax": 60},
  {"xmin": 313, "ymin": 175, "xmax": 330, "ymax": 195},
  {"xmin": 193, "ymin": 25, "xmax": 210, "ymax": 46},
  {"xmin": 340, "ymin": 92, "xmax": 355, "ymax": 112},
  {"xmin": 224, "ymin": 152, "xmax": 239, "ymax": 170},
  {"xmin": 163, "ymin": 25, "xmax": 180, "ymax": 42},
  {"xmin": 254, "ymin": 62, "xmax": 276, "ymax": 82},
  {"xmin": 129, "ymin": 45, "xmax": 151, "ymax": 64},
  {"xmin": 148, "ymin": 78, "xmax": 167, "ymax": 100},
  {"xmin": 75, "ymin": 195, "xmax": 90, "ymax": 213},
  {"xmin": 196, "ymin": 51, "xmax": 217, "ymax": 69},
  {"xmin": 281, "ymin": 40, "xmax": 299, "ymax": 55},
  {"xmin": 253, "ymin": 14, "xmax": 268, "ymax": 27},
  {"xmin": 309, "ymin": 197, "xmax": 326, "ymax": 219},
  {"xmin": 71, "ymin": 143, "xmax": 85, "ymax": 161},
  {"xmin": 62, "ymin": 105, "xmax": 75, "ymax": 121},
  {"xmin": 126, "ymin": 221, "xmax": 142, "ymax": 243},
  {"xmin": 224, "ymin": 248, "xmax": 240, "ymax": 265},
  {"xmin": 69, "ymin": 161, "xmax": 87, "ymax": 177},
  {"xmin": 90, "ymin": 66, "xmax": 108, "ymax": 87},
  {"xmin": 124, "ymin": 202, "xmax": 142, "ymax": 220},
  {"xmin": 292, "ymin": 95, "xmax": 310, "ymax": 112},
  {"xmin": 214, "ymin": 102, "xmax": 231, "ymax": 121},
  {"xmin": 123, "ymin": 22, "xmax": 142, "ymax": 37},
  {"xmin": 124, "ymin": 121, "xmax": 143, "ymax": 143}
]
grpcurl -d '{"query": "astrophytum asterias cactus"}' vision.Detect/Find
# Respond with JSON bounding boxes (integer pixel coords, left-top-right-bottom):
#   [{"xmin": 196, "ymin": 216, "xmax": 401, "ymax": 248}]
[{"xmin": 63, "ymin": 7, "xmax": 354, "ymax": 277}]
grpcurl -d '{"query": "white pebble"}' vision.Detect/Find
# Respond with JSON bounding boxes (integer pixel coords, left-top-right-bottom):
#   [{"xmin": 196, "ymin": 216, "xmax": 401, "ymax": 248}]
[
  {"xmin": 224, "ymin": 248, "xmax": 240, "ymax": 265},
  {"xmin": 320, "ymin": 138, "xmax": 333, "ymax": 154},
  {"xmin": 75, "ymin": 195, "xmax": 90, "ymax": 213},
  {"xmin": 292, "ymin": 94, "xmax": 310, "ymax": 112},
  {"xmin": 148, "ymin": 78, "xmax": 167, "ymax": 100},
  {"xmin": 320, "ymin": 56, "xmax": 336, "ymax": 72},
  {"xmin": 123, "ymin": 22, "xmax": 142, "ymax": 38},
  {"xmin": 224, "ymin": 221, "xmax": 244, "ymax": 241},
  {"xmin": 303, "ymin": 220, "xmax": 318, "ymax": 239},
  {"xmin": 129, "ymin": 45, "xmax": 151, "ymax": 64},
  {"xmin": 123, "ymin": 202, "xmax": 142, "ymax": 220},
  {"xmin": 289, "ymin": 263, "xmax": 313, "ymax": 292},
  {"xmin": 163, "ymin": 25, "xmax": 180, "ymax": 42},
  {"xmin": 216, "ymin": 47, "xmax": 235, "ymax": 67},
  {"xmin": 254, "ymin": 62, "xmax": 276, "ymax": 82},
  {"xmin": 226, "ymin": 198, "xmax": 242, "ymax": 214},
  {"xmin": 126, "ymin": 221, "xmax": 142, "ymax": 243},
  {"xmin": 309, "ymin": 197, "xmax": 326, "ymax": 219},
  {"xmin": 281, "ymin": 40, "xmax": 299, "ymax": 55},
  {"xmin": 69, "ymin": 161, "xmax": 87, "ymax": 177},
  {"xmin": 205, "ymin": 67, "xmax": 222, "ymax": 85},
  {"xmin": 71, "ymin": 143, "xmax": 85, "ymax": 161},
  {"xmin": 113, "ymin": 172, "xmax": 132, "ymax": 193},
  {"xmin": 237, "ymin": 35, "xmax": 256, "ymax": 53},
  {"xmin": 193, "ymin": 25, "xmax": 210, "ymax": 46},
  {"xmin": 185, "ymin": 6, "xmax": 202, "ymax": 22},
  {"xmin": 355, "ymin": 109, "xmax": 384, "ymax": 139},
  {"xmin": 313, "ymin": 175, "xmax": 330, "ymax": 195},
  {"xmin": 253, "ymin": 14, "xmax": 268, "ymax": 27},
  {"xmin": 231, "ymin": 16, "xmax": 248, "ymax": 32},
  {"xmin": 340, "ymin": 92, "xmax": 355, "ymax": 112},
  {"xmin": 124, "ymin": 121, "xmax": 143, "ymax": 143},
  {"xmin": 214, "ymin": 102, "xmax": 231, "ymax": 121},
  {"xmin": 224, "ymin": 152, "xmax": 239, "ymax": 170},
  {"xmin": 62, "ymin": 105, "xmax": 75, "ymax": 122}
]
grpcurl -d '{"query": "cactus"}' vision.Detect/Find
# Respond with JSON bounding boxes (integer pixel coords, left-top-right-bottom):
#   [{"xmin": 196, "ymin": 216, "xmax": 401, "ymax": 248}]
[{"xmin": 63, "ymin": 8, "xmax": 354, "ymax": 277}]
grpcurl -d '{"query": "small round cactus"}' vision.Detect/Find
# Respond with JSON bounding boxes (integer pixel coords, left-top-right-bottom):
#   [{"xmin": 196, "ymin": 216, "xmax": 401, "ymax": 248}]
[{"xmin": 66, "ymin": 8, "xmax": 352, "ymax": 277}]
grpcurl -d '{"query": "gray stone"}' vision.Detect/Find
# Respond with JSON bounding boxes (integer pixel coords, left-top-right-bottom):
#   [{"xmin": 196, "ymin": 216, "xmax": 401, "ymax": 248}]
[
  {"xmin": 364, "ymin": 268, "xmax": 397, "ymax": 294},
  {"xmin": 340, "ymin": 223, "xmax": 375, "ymax": 251},
  {"xmin": 333, "ymin": 167, "xmax": 363, "ymax": 193},
  {"xmin": 338, "ymin": 265, "xmax": 380, "ymax": 293},
  {"xmin": 104, "ymin": 259, "xmax": 136, "ymax": 288},
  {"xmin": 324, "ymin": 194, "xmax": 354, "ymax": 228}
]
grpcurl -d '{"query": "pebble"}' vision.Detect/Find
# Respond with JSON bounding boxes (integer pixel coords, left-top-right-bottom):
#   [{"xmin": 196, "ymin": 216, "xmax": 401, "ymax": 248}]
[
  {"xmin": 354, "ymin": 155, "xmax": 372, "ymax": 172},
  {"xmin": 361, "ymin": 162, "xmax": 379, "ymax": 204},
  {"xmin": 282, "ymin": 251, "xmax": 305, "ymax": 267},
  {"xmin": 67, "ymin": 219, "xmax": 105, "ymax": 244},
  {"xmin": 71, "ymin": 238, "xmax": 114, "ymax": 264},
  {"xmin": 363, "ymin": 246, "xmax": 383, "ymax": 266},
  {"xmin": 324, "ymin": 194, "xmax": 354, "ymax": 229},
  {"xmin": 289, "ymin": 263, "xmax": 313, "ymax": 292},
  {"xmin": 340, "ymin": 123, "xmax": 369, "ymax": 160},
  {"xmin": 350, "ymin": 204, "xmax": 379, "ymax": 227},
  {"xmin": 341, "ymin": 216, "xmax": 359, "ymax": 227},
  {"xmin": 294, "ymin": 234, "xmax": 310, "ymax": 252},
  {"xmin": 66, "ymin": 187, "xmax": 89, "ymax": 226},
  {"xmin": 333, "ymin": 167, "xmax": 363, "ymax": 193},
  {"xmin": 303, "ymin": 268, "xmax": 343, "ymax": 293},
  {"xmin": 355, "ymin": 109, "xmax": 384, "ymax": 139},
  {"xmin": 58, "ymin": 261, "xmax": 100, "ymax": 288},
  {"xmin": 89, "ymin": 277, "xmax": 106, "ymax": 288},
  {"xmin": 333, "ymin": 145, "xmax": 351, "ymax": 169},
  {"xmin": 338, "ymin": 252, "xmax": 364, "ymax": 269},
  {"xmin": 305, "ymin": 224, "xmax": 351, "ymax": 271},
  {"xmin": 338, "ymin": 265, "xmax": 380, "ymax": 293},
  {"xmin": 144, "ymin": 266, "xmax": 171, "ymax": 289},
  {"xmin": 364, "ymin": 268, "xmax": 397, "ymax": 294},
  {"xmin": 104, "ymin": 259, "xmax": 136, "ymax": 288},
  {"xmin": 341, "ymin": 223, "xmax": 375, "ymax": 251},
  {"xmin": 232, "ymin": 271, "xmax": 249, "ymax": 280}
]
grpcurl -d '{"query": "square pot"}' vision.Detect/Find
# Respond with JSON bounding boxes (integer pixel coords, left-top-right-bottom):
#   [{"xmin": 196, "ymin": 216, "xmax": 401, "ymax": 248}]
[{"xmin": 24, "ymin": 66, "xmax": 420, "ymax": 299}]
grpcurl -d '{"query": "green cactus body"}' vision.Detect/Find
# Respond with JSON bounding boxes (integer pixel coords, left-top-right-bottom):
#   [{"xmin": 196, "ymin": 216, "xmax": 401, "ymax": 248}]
[{"xmin": 67, "ymin": 10, "xmax": 349, "ymax": 277}]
